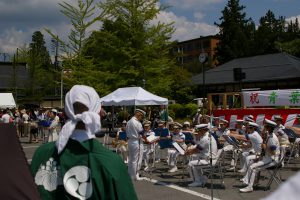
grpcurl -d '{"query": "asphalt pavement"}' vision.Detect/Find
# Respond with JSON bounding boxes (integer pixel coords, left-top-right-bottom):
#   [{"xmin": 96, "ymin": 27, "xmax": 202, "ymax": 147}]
[{"xmin": 21, "ymin": 136, "xmax": 300, "ymax": 200}]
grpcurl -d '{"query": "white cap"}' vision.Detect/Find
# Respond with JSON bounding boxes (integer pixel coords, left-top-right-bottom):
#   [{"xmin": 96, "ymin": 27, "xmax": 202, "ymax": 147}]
[
  {"xmin": 195, "ymin": 124, "xmax": 209, "ymax": 130},
  {"xmin": 183, "ymin": 121, "xmax": 190, "ymax": 126},
  {"xmin": 122, "ymin": 120, "xmax": 127, "ymax": 124},
  {"xmin": 158, "ymin": 120, "xmax": 165, "ymax": 125},
  {"xmin": 244, "ymin": 117, "xmax": 254, "ymax": 122},
  {"xmin": 143, "ymin": 120, "xmax": 151, "ymax": 126},
  {"xmin": 248, "ymin": 122, "xmax": 259, "ymax": 128},
  {"xmin": 264, "ymin": 119, "xmax": 277, "ymax": 127},
  {"xmin": 135, "ymin": 109, "xmax": 146, "ymax": 116},
  {"xmin": 51, "ymin": 109, "xmax": 58, "ymax": 114},
  {"xmin": 236, "ymin": 119, "xmax": 244, "ymax": 123},
  {"xmin": 248, "ymin": 115, "xmax": 254, "ymax": 120},
  {"xmin": 274, "ymin": 115, "xmax": 283, "ymax": 120},
  {"xmin": 173, "ymin": 122, "xmax": 182, "ymax": 129}
]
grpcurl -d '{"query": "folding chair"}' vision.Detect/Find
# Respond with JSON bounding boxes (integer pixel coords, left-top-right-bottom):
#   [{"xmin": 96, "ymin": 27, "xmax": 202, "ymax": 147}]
[
  {"xmin": 263, "ymin": 146, "xmax": 286, "ymax": 191},
  {"xmin": 222, "ymin": 135, "xmax": 242, "ymax": 170},
  {"xmin": 200, "ymin": 148, "xmax": 226, "ymax": 187},
  {"xmin": 283, "ymin": 129, "xmax": 299, "ymax": 164}
]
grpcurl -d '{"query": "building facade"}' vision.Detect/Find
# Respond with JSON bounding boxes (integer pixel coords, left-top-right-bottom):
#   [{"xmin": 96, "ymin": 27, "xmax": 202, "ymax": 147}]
[{"xmin": 172, "ymin": 35, "xmax": 219, "ymax": 73}]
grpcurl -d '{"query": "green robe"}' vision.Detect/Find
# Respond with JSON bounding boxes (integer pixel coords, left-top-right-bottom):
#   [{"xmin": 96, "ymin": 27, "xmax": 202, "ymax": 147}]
[{"xmin": 31, "ymin": 139, "xmax": 138, "ymax": 200}]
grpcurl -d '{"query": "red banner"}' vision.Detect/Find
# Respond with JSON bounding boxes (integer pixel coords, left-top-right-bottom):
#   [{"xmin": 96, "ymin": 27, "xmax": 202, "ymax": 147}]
[{"xmin": 212, "ymin": 108, "xmax": 300, "ymax": 127}]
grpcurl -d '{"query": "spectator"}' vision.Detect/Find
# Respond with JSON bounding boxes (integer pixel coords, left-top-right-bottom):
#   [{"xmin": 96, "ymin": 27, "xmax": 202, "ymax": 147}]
[{"xmin": 31, "ymin": 85, "xmax": 137, "ymax": 199}]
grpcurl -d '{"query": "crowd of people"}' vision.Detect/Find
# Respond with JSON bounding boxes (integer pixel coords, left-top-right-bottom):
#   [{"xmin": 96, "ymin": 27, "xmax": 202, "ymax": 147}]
[
  {"xmin": 2, "ymin": 85, "xmax": 300, "ymax": 199},
  {"xmin": 0, "ymin": 107, "xmax": 64, "ymax": 143},
  {"xmin": 113, "ymin": 109, "xmax": 300, "ymax": 194}
]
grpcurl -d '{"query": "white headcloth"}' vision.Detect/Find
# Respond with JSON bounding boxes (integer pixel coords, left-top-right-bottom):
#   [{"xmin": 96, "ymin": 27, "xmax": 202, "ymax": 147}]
[{"xmin": 56, "ymin": 85, "xmax": 101, "ymax": 154}]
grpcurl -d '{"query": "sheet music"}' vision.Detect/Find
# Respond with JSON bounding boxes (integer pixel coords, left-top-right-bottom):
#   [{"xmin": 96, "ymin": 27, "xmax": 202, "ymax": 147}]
[
  {"xmin": 285, "ymin": 114, "xmax": 297, "ymax": 127},
  {"xmin": 147, "ymin": 135, "xmax": 158, "ymax": 143},
  {"xmin": 256, "ymin": 114, "xmax": 265, "ymax": 127},
  {"xmin": 229, "ymin": 115, "xmax": 237, "ymax": 129},
  {"xmin": 172, "ymin": 142, "xmax": 185, "ymax": 155}
]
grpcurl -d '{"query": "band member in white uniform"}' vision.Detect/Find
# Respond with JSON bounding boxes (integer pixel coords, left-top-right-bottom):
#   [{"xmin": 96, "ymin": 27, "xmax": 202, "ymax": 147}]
[
  {"xmin": 273, "ymin": 115, "xmax": 289, "ymax": 147},
  {"xmin": 238, "ymin": 122, "xmax": 263, "ymax": 173},
  {"xmin": 126, "ymin": 109, "xmax": 146, "ymax": 181},
  {"xmin": 142, "ymin": 121, "xmax": 156, "ymax": 172},
  {"xmin": 227, "ymin": 119, "xmax": 246, "ymax": 171},
  {"xmin": 168, "ymin": 122, "xmax": 186, "ymax": 173},
  {"xmin": 240, "ymin": 119, "xmax": 280, "ymax": 193},
  {"xmin": 186, "ymin": 124, "xmax": 218, "ymax": 187}
]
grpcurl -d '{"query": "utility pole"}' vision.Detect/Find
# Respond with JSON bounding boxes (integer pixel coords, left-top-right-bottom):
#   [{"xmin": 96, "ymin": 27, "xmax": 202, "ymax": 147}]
[{"xmin": 199, "ymin": 42, "xmax": 208, "ymax": 115}]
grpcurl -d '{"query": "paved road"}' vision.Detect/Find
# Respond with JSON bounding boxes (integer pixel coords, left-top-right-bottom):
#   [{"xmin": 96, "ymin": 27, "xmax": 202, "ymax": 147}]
[{"xmin": 21, "ymin": 137, "xmax": 300, "ymax": 200}]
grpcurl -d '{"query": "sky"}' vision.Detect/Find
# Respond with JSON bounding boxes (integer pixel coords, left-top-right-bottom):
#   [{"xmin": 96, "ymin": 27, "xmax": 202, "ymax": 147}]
[{"xmin": 0, "ymin": 0, "xmax": 299, "ymax": 60}]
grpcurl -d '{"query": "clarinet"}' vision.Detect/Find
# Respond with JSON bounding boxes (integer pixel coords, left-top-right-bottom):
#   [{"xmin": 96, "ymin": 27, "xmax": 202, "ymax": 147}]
[{"xmin": 261, "ymin": 131, "xmax": 268, "ymax": 157}]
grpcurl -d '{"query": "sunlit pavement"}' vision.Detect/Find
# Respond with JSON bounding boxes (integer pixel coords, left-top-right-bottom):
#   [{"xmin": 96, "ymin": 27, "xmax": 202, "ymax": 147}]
[{"xmin": 21, "ymin": 137, "xmax": 300, "ymax": 200}]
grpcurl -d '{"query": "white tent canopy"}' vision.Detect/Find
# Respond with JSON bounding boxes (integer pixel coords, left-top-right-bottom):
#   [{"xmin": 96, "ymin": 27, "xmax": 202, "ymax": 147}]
[
  {"xmin": 100, "ymin": 87, "xmax": 168, "ymax": 106},
  {"xmin": 0, "ymin": 93, "xmax": 16, "ymax": 108}
]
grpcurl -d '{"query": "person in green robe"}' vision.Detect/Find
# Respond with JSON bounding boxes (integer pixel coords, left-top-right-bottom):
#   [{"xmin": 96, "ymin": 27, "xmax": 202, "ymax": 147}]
[{"xmin": 31, "ymin": 85, "xmax": 138, "ymax": 200}]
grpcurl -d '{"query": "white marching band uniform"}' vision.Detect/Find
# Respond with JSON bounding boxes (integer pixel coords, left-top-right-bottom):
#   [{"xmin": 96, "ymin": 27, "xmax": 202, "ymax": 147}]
[
  {"xmin": 239, "ymin": 129, "xmax": 263, "ymax": 173},
  {"xmin": 143, "ymin": 129, "xmax": 155, "ymax": 170},
  {"xmin": 188, "ymin": 131, "xmax": 218, "ymax": 187},
  {"xmin": 126, "ymin": 116, "xmax": 144, "ymax": 181},
  {"xmin": 240, "ymin": 131, "xmax": 280, "ymax": 192},
  {"xmin": 168, "ymin": 131, "xmax": 186, "ymax": 173}
]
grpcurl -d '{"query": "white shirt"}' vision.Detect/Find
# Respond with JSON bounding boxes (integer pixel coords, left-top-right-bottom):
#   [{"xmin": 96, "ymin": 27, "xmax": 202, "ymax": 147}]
[
  {"xmin": 265, "ymin": 132, "xmax": 280, "ymax": 160},
  {"xmin": 248, "ymin": 131, "xmax": 263, "ymax": 153},
  {"xmin": 126, "ymin": 116, "xmax": 143, "ymax": 140},
  {"xmin": 22, "ymin": 113, "xmax": 29, "ymax": 123},
  {"xmin": 171, "ymin": 131, "xmax": 185, "ymax": 146},
  {"xmin": 1, "ymin": 114, "xmax": 10, "ymax": 123},
  {"xmin": 196, "ymin": 132, "xmax": 218, "ymax": 160}
]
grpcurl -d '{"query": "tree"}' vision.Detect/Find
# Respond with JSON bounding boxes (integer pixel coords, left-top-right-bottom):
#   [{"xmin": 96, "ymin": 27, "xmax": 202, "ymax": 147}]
[
  {"xmin": 254, "ymin": 10, "xmax": 286, "ymax": 55},
  {"xmin": 214, "ymin": 0, "xmax": 255, "ymax": 64},
  {"xmin": 26, "ymin": 31, "xmax": 53, "ymax": 102},
  {"xmin": 45, "ymin": 0, "xmax": 103, "ymax": 93},
  {"xmin": 275, "ymin": 39, "xmax": 300, "ymax": 57},
  {"xmin": 83, "ymin": 0, "xmax": 178, "ymax": 98}
]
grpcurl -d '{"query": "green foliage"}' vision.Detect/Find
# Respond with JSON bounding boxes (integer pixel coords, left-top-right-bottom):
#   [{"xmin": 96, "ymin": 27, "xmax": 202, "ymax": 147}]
[
  {"xmin": 276, "ymin": 39, "xmax": 300, "ymax": 57},
  {"xmin": 25, "ymin": 31, "xmax": 54, "ymax": 102},
  {"xmin": 184, "ymin": 103, "xmax": 198, "ymax": 118},
  {"xmin": 253, "ymin": 10, "xmax": 286, "ymax": 55},
  {"xmin": 168, "ymin": 103, "xmax": 183, "ymax": 119},
  {"xmin": 168, "ymin": 103, "xmax": 198, "ymax": 119},
  {"xmin": 82, "ymin": 0, "xmax": 176, "ymax": 97},
  {"xmin": 215, "ymin": 0, "xmax": 255, "ymax": 64},
  {"xmin": 45, "ymin": 0, "xmax": 105, "ymax": 93}
]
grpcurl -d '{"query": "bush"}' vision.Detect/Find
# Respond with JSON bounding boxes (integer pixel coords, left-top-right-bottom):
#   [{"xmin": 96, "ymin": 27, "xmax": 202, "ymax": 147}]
[
  {"xmin": 168, "ymin": 103, "xmax": 183, "ymax": 119},
  {"xmin": 168, "ymin": 103, "xmax": 198, "ymax": 119},
  {"xmin": 184, "ymin": 103, "xmax": 198, "ymax": 118}
]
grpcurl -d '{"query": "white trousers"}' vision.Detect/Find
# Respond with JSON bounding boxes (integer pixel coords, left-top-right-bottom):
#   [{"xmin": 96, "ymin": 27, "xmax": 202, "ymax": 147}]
[
  {"xmin": 188, "ymin": 158, "xmax": 216, "ymax": 182},
  {"xmin": 243, "ymin": 157, "xmax": 277, "ymax": 187},
  {"xmin": 168, "ymin": 149, "xmax": 180, "ymax": 167},
  {"xmin": 240, "ymin": 151, "xmax": 257, "ymax": 171},
  {"xmin": 143, "ymin": 144, "xmax": 154, "ymax": 167},
  {"xmin": 128, "ymin": 140, "xmax": 144, "ymax": 180}
]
